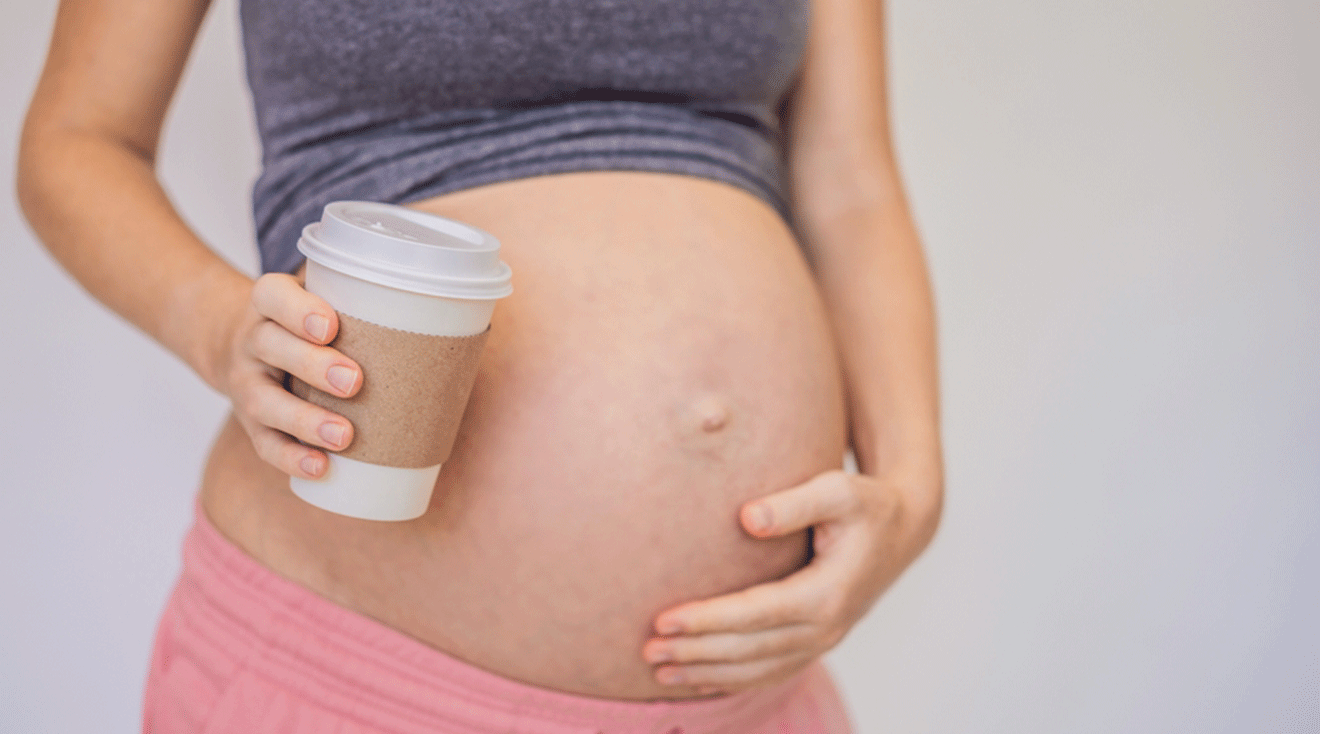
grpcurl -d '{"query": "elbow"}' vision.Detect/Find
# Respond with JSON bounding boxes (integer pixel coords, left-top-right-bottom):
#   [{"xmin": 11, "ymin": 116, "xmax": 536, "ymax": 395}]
[
  {"xmin": 15, "ymin": 114, "xmax": 61, "ymax": 236},
  {"xmin": 15, "ymin": 123, "xmax": 42, "ymax": 230},
  {"xmin": 15, "ymin": 105, "xmax": 146, "ymax": 228},
  {"xmin": 906, "ymin": 465, "xmax": 945, "ymax": 556},
  {"xmin": 923, "ymin": 477, "xmax": 945, "ymax": 549}
]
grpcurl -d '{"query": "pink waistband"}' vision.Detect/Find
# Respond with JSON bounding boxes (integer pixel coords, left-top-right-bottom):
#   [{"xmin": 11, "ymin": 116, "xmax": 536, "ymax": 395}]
[{"xmin": 175, "ymin": 500, "xmax": 829, "ymax": 734}]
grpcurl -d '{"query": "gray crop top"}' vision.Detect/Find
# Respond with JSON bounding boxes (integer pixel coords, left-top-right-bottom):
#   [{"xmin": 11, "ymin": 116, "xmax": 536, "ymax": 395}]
[{"xmin": 239, "ymin": 0, "xmax": 810, "ymax": 274}]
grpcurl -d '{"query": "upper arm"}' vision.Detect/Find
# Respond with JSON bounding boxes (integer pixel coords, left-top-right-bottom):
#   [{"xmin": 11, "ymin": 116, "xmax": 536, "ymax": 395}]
[
  {"xmin": 22, "ymin": 0, "xmax": 213, "ymax": 160},
  {"xmin": 781, "ymin": 0, "xmax": 901, "ymax": 226}
]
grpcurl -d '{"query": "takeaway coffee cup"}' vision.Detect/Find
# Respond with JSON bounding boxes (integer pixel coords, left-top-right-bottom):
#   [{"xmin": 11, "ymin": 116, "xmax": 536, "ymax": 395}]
[{"xmin": 287, "ymin": 201, "xmax": 512, "ymax": 521}]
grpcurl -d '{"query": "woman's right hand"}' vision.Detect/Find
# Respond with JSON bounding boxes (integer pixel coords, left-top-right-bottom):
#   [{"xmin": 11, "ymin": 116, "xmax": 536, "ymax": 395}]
[{"xmin": 216, "ymin": 272, "xmax": 361, "ymax": 479}]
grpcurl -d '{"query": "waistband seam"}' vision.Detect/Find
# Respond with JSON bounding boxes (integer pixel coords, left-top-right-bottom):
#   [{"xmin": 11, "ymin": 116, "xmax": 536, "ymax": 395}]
[
  {"xmin": 183, "ymin": 502, "xmax": 805, "ymax": 731},
  {"xmin": 186, "ymin": 516, "xmax": 573, "ymax": 729}
]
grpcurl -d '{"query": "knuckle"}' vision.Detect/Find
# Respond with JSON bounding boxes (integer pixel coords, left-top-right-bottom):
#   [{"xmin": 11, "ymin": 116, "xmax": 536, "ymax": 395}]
[
  {"xmin": 248, "ymin": 319, "xmax": 281, "ymax": 360},
  {"xmin": 275, "ymin": 446, "xmax": 302, "ymax": 475},
  {"xmin": 256, "ymin": 271, "xmax": 292, "ymax": 293},
  {"xmin": 281, "ymin": 442, "xmax": 310, "ymax": 472},
  {"xmin": 689, "ymin": 663, "xmax": 738, "ymax": 686},
  {"xmin": 685, "ymin": 608, "xmax": 719, "ymax": 634},
  {"xmin": 231, "ymin": 375, "xmax": 261, "ymax": 416},
  {"xmin": 241, "ymin": 381, "xmax": 284, "ymax": 430},
  {"xmin": 788, "ymin": 503, "xmax": 812, "ymax": 526},
  {"xmin": 251, "ymin": 432, "xmax": 283, "ymax": 467},
  {"xmin": 276, "ymin": 392, "xmax": 313, "ymax": 435},
  {"xmin": 823, "ymin": 469, "xmax": 850, "ymax": 492},
  {"xmin": 305, "ymin": 345, "xmax": 340, "ymax": 382},
  {"xmin": 284, "ymin": 401, "xmax": 316, "ymax": 439},
  {"xmin": 788, "ymin": 595, "xmax": 818, "ymax": 624},
  {"xmin": 233, "ymin": 306, "xmax": 261, "ymax": 343},
  {"xmin": 747, "ymin": 634, "xmax": 781, "ymax": 659},
  {"xmin": 234, "ymin": 413, "xmax": 260, "ymax": 441},
  {"xmin": 234, "ymin": 317, "xmax": 259, "ymax": 358},
  {"xmin": 287, "ymin": 340, "xmax": 318, "ymax": 380},
  {"xmin": 268, "ymin": 436, "xmax": 307, "ymax": 475},
  {"xmin": 250, "ymin": 273, "xmax": 280, "ymax": 308},
  {"xmin": 833, "ymin": 475, "xmax": 862, "ymax": 510},
  {"xmin": 250, "ymin": 273, "xmax": 270, "ymax": 297},
  {"xmin": 300, "ymin": 406, "xmax": 340, "ymax": 445},
  {"xmin": 775, "ymin": 493, "xmax": 804, "ymax": 521},
  {"xmin": 673, "ymin": 636, "xmax": 710, "ymax": 662},
  {"xmin": 235, "ymin": 319, "xmax": 258, "ymax": 359},
  {"xmin": 220, "ymin": 361, "xmax": 248, "ymax": 399},
  {"xmin": 749, "ymin": 609, "xmax": 778, "ymax": 630},
  {"xmin": 745, "ymin": 592, "xmax": 781, "ymax": 627},
  {"xmin": 797, "ymin": 502, "xmax": 828, "ymax": 531},
  {"xmin": 710, "ymin": 637, "xmax": 744, "ymax": 661},
  {"xmin": 798, "ymin": 599, "xmax": 827, "ymax": 627},
  {"xmin": 852, "ymin": 488, "xmax": 877, "ymax": 519}
]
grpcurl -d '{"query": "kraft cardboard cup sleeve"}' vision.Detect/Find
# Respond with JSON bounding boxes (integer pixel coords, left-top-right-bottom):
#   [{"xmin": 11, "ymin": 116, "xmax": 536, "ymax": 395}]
[
  {"xmin": 289, "ymin": 316, "xmax": 489, "ymax": 468},
  {"xmin": 287, "ymin": 201, "xmax": 512, "ymax": 522}
]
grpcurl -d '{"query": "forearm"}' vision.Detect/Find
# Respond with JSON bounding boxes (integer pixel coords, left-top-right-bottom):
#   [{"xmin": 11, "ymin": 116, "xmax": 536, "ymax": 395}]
[
  {"xmin": 17, "ymin": 127, "xmax": 252, "ymax": 391},
  {"xmin": 798, "ymin": 178, "xmax": 944, "ymax": 525}
]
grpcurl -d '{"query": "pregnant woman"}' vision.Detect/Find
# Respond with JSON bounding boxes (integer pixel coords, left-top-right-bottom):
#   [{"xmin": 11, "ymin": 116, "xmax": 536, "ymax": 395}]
[{"xmin": 18, "ymin": 0, "xmax": 943, "ymax": 731}]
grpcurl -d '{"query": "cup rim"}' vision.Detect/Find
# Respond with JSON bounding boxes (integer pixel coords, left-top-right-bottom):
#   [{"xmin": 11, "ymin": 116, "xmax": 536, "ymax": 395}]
[{"xmin": 297, "ymin": 203, "xmax": 513, "ymax": 300}]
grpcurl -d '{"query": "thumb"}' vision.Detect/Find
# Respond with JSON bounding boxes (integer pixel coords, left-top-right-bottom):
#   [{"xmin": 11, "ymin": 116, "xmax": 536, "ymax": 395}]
[{"xmin": 740, "ymin": 470, "xmax": 860, "ymax": 539}]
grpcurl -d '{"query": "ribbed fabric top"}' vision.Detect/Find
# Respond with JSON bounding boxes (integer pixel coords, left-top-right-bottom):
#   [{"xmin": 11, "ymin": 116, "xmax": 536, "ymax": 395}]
[{"xmin": 239, "ymin": 0, "xmax": 810, "ymax": 275}]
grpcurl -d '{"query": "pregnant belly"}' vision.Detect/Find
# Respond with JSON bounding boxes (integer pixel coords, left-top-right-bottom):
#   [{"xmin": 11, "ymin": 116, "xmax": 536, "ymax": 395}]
[{"xmin": 201, "ymin": 171, "xmax": 847, "ymax": 700}]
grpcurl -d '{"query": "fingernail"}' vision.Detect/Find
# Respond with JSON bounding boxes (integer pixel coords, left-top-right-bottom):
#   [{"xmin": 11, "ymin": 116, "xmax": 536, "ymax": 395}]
[
  {"xmin": 657, "ymin": 620, "xmax": 683, "ymax": 636},
  {"xmin": 657, "ymin": 667, "xmax": 687, "ymax": 685},
  {"xmin": 318, "ymin": 422, "xmax": 347, "ymax": 448},
  {"xmin": 305, "ymin": 314, "xmax": 330, "ymax": 342},
  {"xmin": 300, "ymin": 454, "xmax": 323, "ymax": 476},
  {"xmin": 747, "ymin": 503, "xmax": 773, "ymax": 533},
  {"xmin": 327, "ymin": 365, "xmax": 356, "ymax": 395},
  {"xmin": 645, "ymin": 647, "xmax": 674, "ymax": 664}
]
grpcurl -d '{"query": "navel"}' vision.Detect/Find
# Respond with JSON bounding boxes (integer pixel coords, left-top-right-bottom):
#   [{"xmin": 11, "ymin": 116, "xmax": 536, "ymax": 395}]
[{"xmin": 691, "ymin": 395, "xmax": 731, "ymax": 433}]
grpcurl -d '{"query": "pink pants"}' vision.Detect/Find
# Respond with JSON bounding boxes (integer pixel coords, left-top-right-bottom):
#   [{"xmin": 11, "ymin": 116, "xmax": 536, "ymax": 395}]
[{"xmin": 142, "ymin": 502, "xmax": 855, "ymax": 733}]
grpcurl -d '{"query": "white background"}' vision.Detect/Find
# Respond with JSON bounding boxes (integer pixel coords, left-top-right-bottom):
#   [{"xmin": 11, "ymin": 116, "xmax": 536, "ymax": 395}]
[{"xmin": 2, "ymin": 0, "xmax": 1317, "ymax": 731}]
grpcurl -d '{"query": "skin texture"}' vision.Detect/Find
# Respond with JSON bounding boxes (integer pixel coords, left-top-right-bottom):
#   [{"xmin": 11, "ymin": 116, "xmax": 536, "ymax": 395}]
[
  {"xmin": 19, "ymin": 0, "xmax": 942, "ymax": 702},
  {"xmin": 197, "ymin": 173, "xmax": 850, "ymax": 697}
]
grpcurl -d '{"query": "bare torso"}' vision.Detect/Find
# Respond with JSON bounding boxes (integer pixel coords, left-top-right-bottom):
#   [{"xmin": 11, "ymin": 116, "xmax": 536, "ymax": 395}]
[{"xmin": 200, "ymin": 170, "xmax": 848, "ymax": 700}]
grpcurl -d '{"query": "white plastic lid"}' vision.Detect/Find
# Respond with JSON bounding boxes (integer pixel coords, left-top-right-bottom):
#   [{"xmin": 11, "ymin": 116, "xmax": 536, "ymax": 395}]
[{"xmin": 297, "ymin": 201, "xmax": 513, "ymax": 300}]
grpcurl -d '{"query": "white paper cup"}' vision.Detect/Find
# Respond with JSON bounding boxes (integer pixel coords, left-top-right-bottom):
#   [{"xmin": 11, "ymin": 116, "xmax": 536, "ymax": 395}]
[{"xmin": 288, "ymin": 201, "xmax": 512, "ymax": 521}]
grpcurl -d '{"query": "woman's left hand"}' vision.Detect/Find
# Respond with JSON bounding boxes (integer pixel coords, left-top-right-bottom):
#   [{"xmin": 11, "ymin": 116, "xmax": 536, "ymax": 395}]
[{"xmin": 644, "ymin": 467, "xmax": 941, "ymax": 694}]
